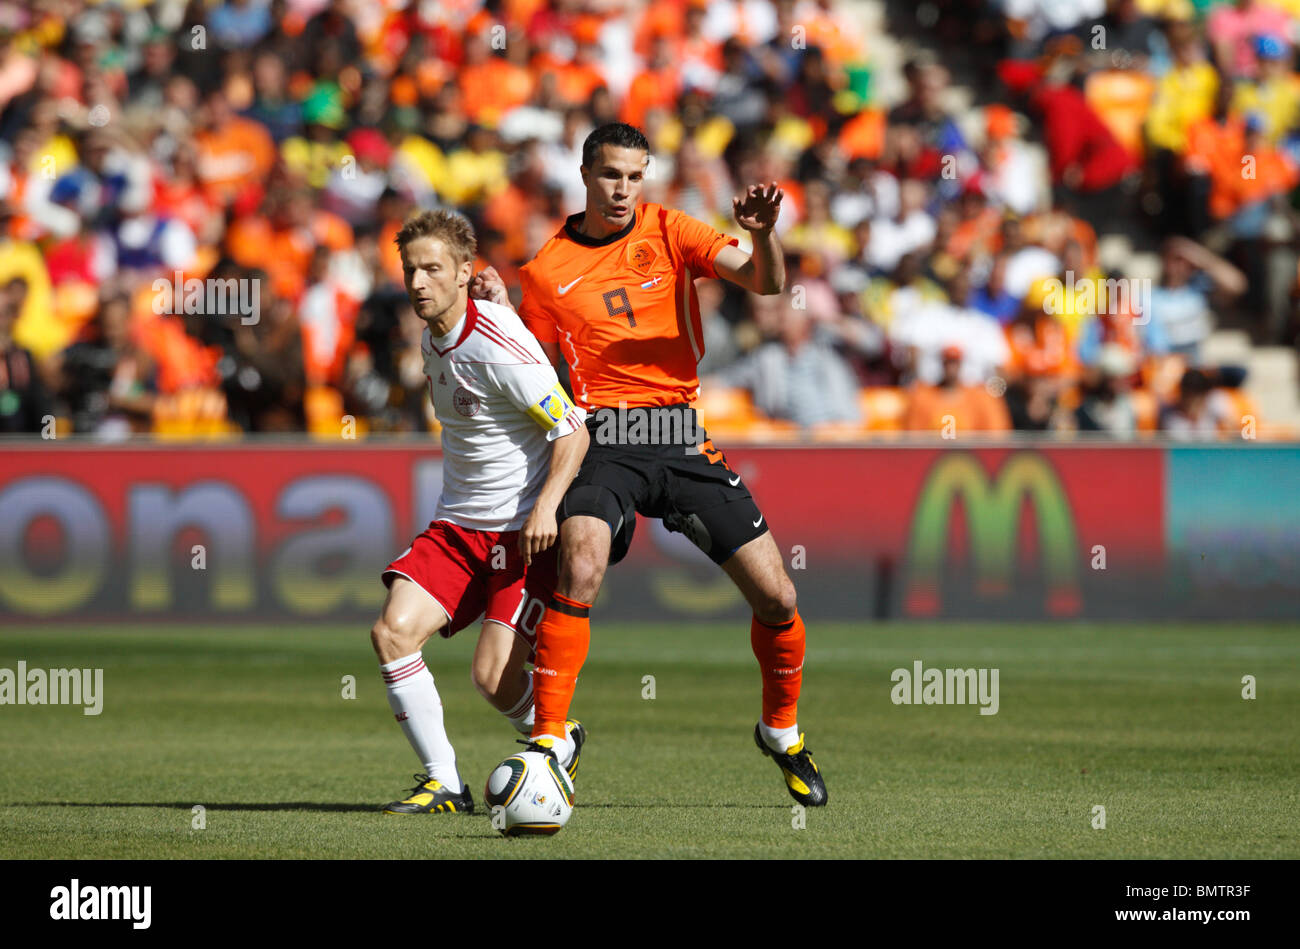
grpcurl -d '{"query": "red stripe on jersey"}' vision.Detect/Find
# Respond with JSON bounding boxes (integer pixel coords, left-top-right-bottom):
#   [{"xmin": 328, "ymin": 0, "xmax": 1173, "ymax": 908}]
[
  {"xmin": 476, "ymin": 323, "xmax": 536, "ymax": 364},
  {"xmin": 477, "ymin": 321, "xmax": 539, "ymax": 365},
  {"xmin": 477, "ymin": 316, "xmax": 539, "ymax": 364},
  {"xmin": 430, "ymin": 299, "xmax": 479, "ymax": 356}
]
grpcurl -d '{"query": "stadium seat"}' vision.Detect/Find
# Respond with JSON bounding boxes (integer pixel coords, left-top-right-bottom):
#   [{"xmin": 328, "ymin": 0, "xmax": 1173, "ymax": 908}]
[
  {"xmin": 153, "ymin": 387, "xmax": 239, "ymax": 439},
  {"xmin": 742, "ymin": 418, "xmax": 802, "ymax": 442},
  {"xmin": 694, "ymin": 387, "xmax": 765, "ymax": 440},
  {"xmin": 810, "ymin": 421, "xmax": 868, "ymax": 442},
  {"xmin": 859, "ymin": 387, "xmax": 907, "ymax": 431},
  {"xmin": 694, "ymin": 387, "xmax": 759, "ymax": 429},
  {"xmin": 1223, "ymin": 388, "xmax": 1260, "ymax": 437},
  {"xmin": 1130, "ymin": 387, "xmax": 1159, "ymax": 432},
  {"xmin": 305, "ymin": 385, "xmax": 362, "ymax": 439}
]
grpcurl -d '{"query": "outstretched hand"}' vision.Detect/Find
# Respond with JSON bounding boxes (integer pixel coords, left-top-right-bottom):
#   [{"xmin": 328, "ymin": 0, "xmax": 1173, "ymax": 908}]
[
  {"xmin": 733, "ymin": 181, "xmax": 784, "ymax": 232},
  {"xmin": 469, "ymin": 266, "xmax": 510, "ymax": 306}
]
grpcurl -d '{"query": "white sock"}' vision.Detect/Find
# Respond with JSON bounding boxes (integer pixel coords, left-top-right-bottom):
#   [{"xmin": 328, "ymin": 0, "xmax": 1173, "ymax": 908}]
[
  {"xmin": 501, "ymin": 671, "xmax": 535, "ymax": 735},
  {"xmin": 759, "ymin": 720, "xmax": 799, "ymax": 754},
  {"xmin": 381, "ymin": 652, "xmax": 461, "ymax": 793}
]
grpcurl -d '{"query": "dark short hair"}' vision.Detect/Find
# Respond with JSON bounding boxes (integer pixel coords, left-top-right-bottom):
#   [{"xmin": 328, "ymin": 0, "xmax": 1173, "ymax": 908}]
[{"xmin": 581, "ymin": 123, "xmax": 650, "ymax": 169}]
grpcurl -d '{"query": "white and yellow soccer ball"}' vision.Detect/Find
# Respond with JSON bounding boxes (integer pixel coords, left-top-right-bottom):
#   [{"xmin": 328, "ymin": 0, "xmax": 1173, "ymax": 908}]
[{"xmin": 484, "ymin": 750, "xmax": 574, "ymax": 837}]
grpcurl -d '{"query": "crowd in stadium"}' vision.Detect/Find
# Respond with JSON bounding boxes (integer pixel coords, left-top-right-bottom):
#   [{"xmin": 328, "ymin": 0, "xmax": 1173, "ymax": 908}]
[{"xmin": 0, "ymin": 0, "xmax": 1296, "ymax": 439}]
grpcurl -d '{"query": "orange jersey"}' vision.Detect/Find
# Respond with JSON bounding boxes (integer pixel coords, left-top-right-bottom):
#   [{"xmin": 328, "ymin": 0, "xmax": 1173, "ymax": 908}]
[{"xmin": 518, "ymin": 202, "xmax": 737, "ymax": 409}]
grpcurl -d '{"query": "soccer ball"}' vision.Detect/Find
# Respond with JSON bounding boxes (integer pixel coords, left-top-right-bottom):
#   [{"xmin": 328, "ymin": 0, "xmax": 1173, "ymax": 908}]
[{"xmin": 484, "ymin": 750, "xmax": 574, "ymax": 837}]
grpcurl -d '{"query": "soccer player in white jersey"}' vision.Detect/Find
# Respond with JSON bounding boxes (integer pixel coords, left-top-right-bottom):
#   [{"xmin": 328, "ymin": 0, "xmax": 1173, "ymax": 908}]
[{"xmin": 371, "ymin": 210, "xmax": 589, "ymax": 815}]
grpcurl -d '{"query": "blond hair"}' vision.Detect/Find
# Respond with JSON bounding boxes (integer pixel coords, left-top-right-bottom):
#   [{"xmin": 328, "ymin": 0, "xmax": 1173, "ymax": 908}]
[{"xmin": 393, "ymin": 209, "xmax": 477, "ymax": 265}]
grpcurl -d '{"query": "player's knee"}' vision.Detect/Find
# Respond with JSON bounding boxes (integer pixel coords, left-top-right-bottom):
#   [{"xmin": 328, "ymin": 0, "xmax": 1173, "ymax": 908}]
[
  {"xmin": 560, "ymin": 548, "xmax": 605, "ymax": 603},
  {"xmin": 470, "ymin": 652, "xmax": 506, "ymax": 701},
  {"xmin": 753, "ymin": 577, "xmax": 797, "ymax": 624},
  {"xmin": 370, "ymin": 614, "xmax": 419, "ymax": 662}
]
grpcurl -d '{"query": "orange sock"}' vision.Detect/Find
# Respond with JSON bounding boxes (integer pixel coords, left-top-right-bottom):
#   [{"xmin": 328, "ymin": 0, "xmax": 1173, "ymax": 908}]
[
  {"xmin": 751, "ymin": 611, "xmax": 805, "ymax": 729},
  {"xmin": 531, "ymin": 593, "xmax": 591, "ymax": 740}
]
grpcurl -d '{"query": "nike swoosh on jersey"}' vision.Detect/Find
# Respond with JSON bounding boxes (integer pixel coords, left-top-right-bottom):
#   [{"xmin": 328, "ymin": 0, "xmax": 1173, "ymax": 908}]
[
  {"xmin": 557, "ymin": 275, "xmax": 586, "ymax": 295},
  {"xmin": 728, "ymin": 474, "xmax": 741, "ymax": 486},
  {"xmin": 752, "ymin": 516, "xmax": 764, "ymax": 528}
]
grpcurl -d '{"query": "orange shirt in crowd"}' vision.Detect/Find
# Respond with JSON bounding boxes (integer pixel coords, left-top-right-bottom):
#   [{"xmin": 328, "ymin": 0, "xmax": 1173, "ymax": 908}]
[
  {"xmin": 838, "ymin": 108, "xmax": 886, "ymax": 160},
  {"xmin": 622, "ymin": 66, "xmax": 681, "ymax": 131},
  {"xmin": 194, "ymin": 117, "xmax": 276, "ymax": 207},
  {"xmin": 904, "ymin": 384, "xmax": 1012, "ymax": 432},
  {"xmin": 1006, "ymin": 315, "xmax": 1078, "ymax": 379},
  {"xmin": 804, "ymin": 9, "xmax": 864, "ymax": 67},
  {"xmin": 634, "ymin": 6, "xmax": 683, "ymax": 57},
  {"xmin": 553, "ymin": 58, "xmax": 606, "ymax": 106},
  {"xmin": 1205, "ymin": 135, "xmax": 1298, "ymax": 219},
  {"xmin": 152, "ymin": 178, "xmax": 218, "ymax": 242},
  {"xmin": 225, "ymin": 211, "xmax": 353, "ymax": 303},
  {"xmin": 299, "ymin": 286, "xmax": 359, "ymax": 386},
  {"xmin": 947, "ymin": 206, "xmax": 1003, "ymax": 262},
  {"xmin": 379, "ymin": 219, "xmax": 405, "ymax": 287},
  {"xmin": 458, "ymin": 57, "xmax": 535, "ymax": 126},
  {"xmin": 4, "ymin": 168, "xmax": 39, "ymax": 241},
  {"xmin": 482, "ymin": 183, "xmax": 544, "ymax": 262},
  {"xmin": 129, "ymin": 287, "xmax": 222, "ymax": 394},
  {"xmin": 1185, "ymin": 115, "xmax": 1242, "ymax": 215}
]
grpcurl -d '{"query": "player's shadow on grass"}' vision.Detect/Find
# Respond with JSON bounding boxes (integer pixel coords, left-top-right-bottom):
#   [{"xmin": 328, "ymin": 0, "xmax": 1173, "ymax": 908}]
[
  {"xmin": 576, "ymin": 803, "xmax": 789, "ymax": 809},
  {"xmin": 18, "ymin": 801, "xmax": 377, "ymax": 813}
]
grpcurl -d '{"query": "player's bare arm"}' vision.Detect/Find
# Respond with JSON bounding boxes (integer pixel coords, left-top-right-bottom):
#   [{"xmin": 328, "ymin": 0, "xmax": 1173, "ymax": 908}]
[
  {"xmin": 520, "ymin": 423, "xmax": 589, "ymax": 565},
  {"xmin": 713, "ymin": 181, "xmax": 786, "ymax": 295}
]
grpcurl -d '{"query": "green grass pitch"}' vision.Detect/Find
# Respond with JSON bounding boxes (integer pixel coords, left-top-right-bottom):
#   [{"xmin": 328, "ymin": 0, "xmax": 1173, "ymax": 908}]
[{"xmin": 1, "ymin": 621, "xmax": 1296, "ymax": 859}]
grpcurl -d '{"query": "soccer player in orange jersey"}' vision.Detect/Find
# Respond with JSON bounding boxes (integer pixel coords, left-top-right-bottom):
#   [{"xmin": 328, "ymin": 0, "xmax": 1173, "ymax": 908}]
[{"xmin": 473, "ymin": 123, "xmax": 826, "ymax": 807}]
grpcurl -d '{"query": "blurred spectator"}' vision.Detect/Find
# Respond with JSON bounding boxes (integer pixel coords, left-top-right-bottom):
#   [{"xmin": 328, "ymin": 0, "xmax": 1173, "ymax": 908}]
[
  {"xmin": 888, "ymin": 57, "xmax": 969, "ymax": 184},
  {"xmin": 1144, "ymin": 21, "xmax": 1219, "ymax": 158},
  {"xmin": 1231, "ymin": 35, "xmax": 1300, "ymax": 144},
  {"xmin": 1208, "ymin": 0, "xmax": 1291, "ymax": 80},
  {"xmin": 706, "ymin": 292, "xmax": 861, "ymax": 428},
  {"xmin": 1074, "ymin": 344, "xmax": 1139, "ymax": 435},
  {"xmin": 1160, "ymin": 367, "xmax": 1236, "ymax": 437},
  {"xmin": 864, "ymin": 178, "xmax": 936, "ymax": 273},
  {"xmin": 243, "ymin": 51, "xmax": 301, "ymax": 145},
  {"xmin": 903, "ymin": 343, "xmax": 1012, "ymax": 433},
  {"xmin": 0, "ymin": 277, "xmax": 52, "ymax": 433},
  {"xmin": 971, "ymin": 253, "xmax": 1021, "ymax": 325},
  {"xmin": 1001, "ymin": 41, "xmax": 1136, "ymax": 228},
  {"xmin": 980, "ymin": 105, "xmax": 1042, "ymax": 216},
  {"xmin": 785, "ymin": 179, "xmax": 854, "ymax": 271},
  {"xmin": 890, "ymin": 269, "xmax": 1010, "ymax": 387},
  {"xmin": 194, "ymin": 87, "xmax": 275, "ymax": 208},
  {"xmin": 210, "ymin": 0, "xmax": 273, "ymax": 51},
  {"xmin": 1148, "ymin": 237, "xmax": 1246, "ymax": 363},
  {"xmin": 54, "ymin": 290, "xmax": 155, "ymax": 436},
  {"xmin": 863, "ymin": 251, "xmax": 948, "ymax": 331},
  {"xmin": 282, "ymin": 81, "xmax": 350, "ymax": 190}
]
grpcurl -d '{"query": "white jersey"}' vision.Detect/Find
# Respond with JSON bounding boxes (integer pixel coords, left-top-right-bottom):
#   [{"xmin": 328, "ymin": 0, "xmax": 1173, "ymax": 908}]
[{"xmin": 422, "ymin": 297, "xmax": 585, "ymax": 531}]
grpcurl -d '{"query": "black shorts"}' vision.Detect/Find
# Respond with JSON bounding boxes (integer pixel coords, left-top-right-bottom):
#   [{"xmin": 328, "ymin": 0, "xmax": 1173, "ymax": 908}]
[{"xmin": 558, "ymin": 405, "xmax": 769, "ymax": 565}]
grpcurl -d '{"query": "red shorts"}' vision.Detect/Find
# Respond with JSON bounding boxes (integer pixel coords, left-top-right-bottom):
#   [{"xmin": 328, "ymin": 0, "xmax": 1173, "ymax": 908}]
[{"xmin": 382, "ymin": 520, "xmax": 557, "ymax": 653}]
